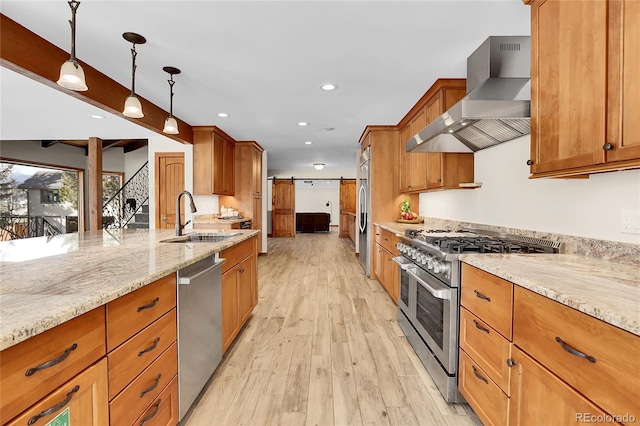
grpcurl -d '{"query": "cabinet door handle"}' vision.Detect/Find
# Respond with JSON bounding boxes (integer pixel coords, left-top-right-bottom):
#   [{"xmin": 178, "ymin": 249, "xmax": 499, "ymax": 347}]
[
  {"xmin": 555, "ymin": 337, "xmax": 596, "ymax": 363},
  {"xmin": 138, "ymin": 337, "xmax": 160, "ymax": 357},
  {"xmin": 526, "ymin": 159, "xmax": 534, "ymax": 166},
  {"xmin": 239, "ymin": 268, "xmax": 245, "ymax": 273},
  {"xmin": 25, "ymin": 343, "xmax": 78, "ymax": 376},
  {"xmin": 139, "ymin": 374, "xmax": 162, "ymax": 397},
  {"xmin": 473, "ymin": 320, "xmax": 490, "ymax": 333},
  {"xmin": 28, "ymin": 385, "xmax": 79, "ymax": 425},
  {"xmin": 506, "ymin": 359, "xmax": 517, "ymax": 367},
  {"xmin": 137, "ymin": 297, "xmax": 160, "ymax": 312},
  {"xmin": 471, "ymin": 365, "xmax": 488, "ymax": 384},
  {"xmin": 474, "ymin": 290, "xmax": 491, "ymax": 302},
  {"xmin": 139, "ymin": 399, "xmax": 161, "ymax": 426},
  {"xmin": 603, "ymin": 143, "xmax": 614, "ymax": 151}
]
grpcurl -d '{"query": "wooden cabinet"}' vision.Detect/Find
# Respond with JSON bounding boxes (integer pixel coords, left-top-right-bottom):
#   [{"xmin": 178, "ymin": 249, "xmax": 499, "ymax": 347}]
[
  {"xmin": 509, "ymin": 346, "xmax": 612, "ymax": 426},
  {"xmin": 527, "ymin": 0, "xmax": 640, "ymax": 177},
  {"xmin": 106, "ymin": 273, "xmax": 178, "ymax": 425},
  {"xmin": 132, "ymin": 376, "xmax": 179, "ymax": 426},
  {"xmin": 373, "ymin": 225, "xmax": 399, "ymax": 303},
  {"xmin": 460, "ymin": 263, "xmax": 640, "ymax": 425},
  {"xmin": 6, "ymin": 359, "xmax": 109, "ymax": 426},
  {"xmin": 219, "ymin": 141, "xmax": 264, "ymax": 252},
  {"xmin": 0, "ymin": 308, "xmax": 106, "ymax": 425},
  {"xmin": 339, "ymin": 179, "xmax": 356, "ymax": 239},
  {"xmin": 193, "ymin": 126, "xmax": 235, "ymax": 195},
  {"xmin": 398, "ymin": 79, "xmax": 474, "ymax": 193},
  {"xmin": 221, "ymin": 236, "xmax": 258, "ymax": 352}
]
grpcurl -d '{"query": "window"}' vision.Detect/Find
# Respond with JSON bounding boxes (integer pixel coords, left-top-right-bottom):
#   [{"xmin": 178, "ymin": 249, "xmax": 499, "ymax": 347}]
[{"xmin": 41, "ymin": 189, "xmax": 60, "ymax": 204}]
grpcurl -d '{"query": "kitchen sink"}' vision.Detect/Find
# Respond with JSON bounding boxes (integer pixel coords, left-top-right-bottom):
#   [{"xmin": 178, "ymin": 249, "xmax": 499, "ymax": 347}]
[{"xmin": 160, "ymin": 232, "xmax": 241, "ymax": 243}]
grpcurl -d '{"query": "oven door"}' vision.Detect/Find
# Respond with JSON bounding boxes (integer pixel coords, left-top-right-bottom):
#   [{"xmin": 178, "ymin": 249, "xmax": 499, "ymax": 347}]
[
  {"xmin": 406, "ymin": 266, "xmax": 459, "ymax": 374},
  {"xmin": 393, "ymin": 256, "xmax": 413, "ymax": 317}
]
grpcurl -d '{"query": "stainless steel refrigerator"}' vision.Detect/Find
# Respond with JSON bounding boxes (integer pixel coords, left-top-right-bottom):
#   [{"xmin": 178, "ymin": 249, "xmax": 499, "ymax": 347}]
[{"xmin": 358, "ymin": 146, "xmax": 371, "ymax": 276}]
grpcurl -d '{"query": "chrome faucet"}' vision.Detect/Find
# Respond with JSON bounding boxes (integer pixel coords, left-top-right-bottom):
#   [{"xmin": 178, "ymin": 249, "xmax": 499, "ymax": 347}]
[{"xmin": 176, "ymin": 190, "xmax": 197, "ymax": 236}]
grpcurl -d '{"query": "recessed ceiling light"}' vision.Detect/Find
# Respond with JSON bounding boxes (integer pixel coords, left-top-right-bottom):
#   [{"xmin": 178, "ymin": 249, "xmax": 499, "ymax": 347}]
[
  {"xmin": 217, "ymin": 113, "xmax": 229, "ymax": 118},
  {"xmin": 298, "ymin": 122, "xmax": 309, "ymax": 126},
  {"xmin": 90, "ymin": 114, "xmax": 105, "ymax": 119},
  {"xmin": 321, "ymin": 83, "xmax": 338, "ymax": 91},
  {"xmin": 304, "ymin": 141, "xmax": 312, "ymax": 145},
  {"xmin": 321, "ymin": 127, "xmax": 334, "ymax": 131}
]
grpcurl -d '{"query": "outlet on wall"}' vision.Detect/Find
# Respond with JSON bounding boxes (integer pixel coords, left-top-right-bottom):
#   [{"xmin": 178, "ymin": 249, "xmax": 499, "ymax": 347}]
[{"xmin": 620, "ymin": 210, "xmax": 640, "ymax": 234}]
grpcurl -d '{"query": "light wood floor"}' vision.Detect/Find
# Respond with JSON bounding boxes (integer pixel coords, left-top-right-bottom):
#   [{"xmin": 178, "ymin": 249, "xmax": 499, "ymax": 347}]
[{"xmin": 183, "ymin": 232, "xmax": 482, "ymax": 426}]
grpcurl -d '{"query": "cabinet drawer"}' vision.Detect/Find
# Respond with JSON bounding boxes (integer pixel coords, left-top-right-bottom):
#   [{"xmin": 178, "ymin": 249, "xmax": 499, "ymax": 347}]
[
  {"xmin": 108, "ymin": 309, "xmax": 177, "ymax": 400},
  {"xmin": 110, "ymin": 343, "xmax": 178, "ymax": 426},
  {"xmin": 514, "ymin": 286, "xmax": 640, "ymax": 423},
  {"xmin": 0, "ymin": 307, "xmax": 106, "ymax": 424},
  {"xmin": 220, "ymin": 237, "xmax": 253, "ymax": 273},
  {"xmin": 459, "ymin": 307, "xmax": 511, "ymax": 394},
  {"xmin": 461, "ymin": 264, "xmax": 513, "ymax": 339},
  {"xmin": 6, "ymin": 358, "xmax": 108, "ymax": 426},
  {"xmin": 107, "ymin": 274, "xmax": 176, "ymax": 352},
  {"xmin": 458, "ymin": 349, "xmax": 508, "ymax": 426},
  {"xmin": 375, "ymin": 227, "xmax": 399, "ymax": 255},
  {"xmin": 133, "ymin": 376, "xmax": 179, "ymax": 426}
]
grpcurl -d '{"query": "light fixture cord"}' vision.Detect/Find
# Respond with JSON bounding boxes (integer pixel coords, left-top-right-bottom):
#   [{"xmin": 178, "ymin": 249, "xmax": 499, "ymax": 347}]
[
  {"xmin": 68, "ymin": 1, "xmax": 81, "ymax": 67},
  {"xmin": 130, "ymin": 43, "xmax": 138, "ymax": 95},
  {"xmin": 168, "ymin": 76, "xmax": 175, "ymax": 117}
]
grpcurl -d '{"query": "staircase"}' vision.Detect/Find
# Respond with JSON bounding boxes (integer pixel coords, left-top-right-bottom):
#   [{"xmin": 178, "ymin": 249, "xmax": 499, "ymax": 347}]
[{"xmin": 127, "ymin": 204, "xmax": 149, "ymax": 229}]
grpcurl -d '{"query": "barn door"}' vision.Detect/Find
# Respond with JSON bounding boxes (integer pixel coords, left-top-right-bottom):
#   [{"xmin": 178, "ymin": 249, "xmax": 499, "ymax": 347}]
[{"xmin": 272, "ymin": 179, "xmax": 295, "ymax": 237}]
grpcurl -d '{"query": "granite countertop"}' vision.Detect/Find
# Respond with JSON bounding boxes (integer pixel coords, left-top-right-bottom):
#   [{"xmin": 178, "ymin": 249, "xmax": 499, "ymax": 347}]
[
  {"xmin": 459, "ymin": 254, "xmax": 639, "ymax": 337},
  {"xmin": 0, "ymin": 228, "xmax": 260, "ymax": 350},
  {"xmin": 194, "ymin": 214, "xmax": 249, "ymax": 224}
]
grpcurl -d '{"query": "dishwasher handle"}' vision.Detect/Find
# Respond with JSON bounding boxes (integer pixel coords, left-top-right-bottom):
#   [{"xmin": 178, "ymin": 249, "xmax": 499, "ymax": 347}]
[{"xmin": 178, "ymin": 259, "xmax": 226, "ymax": 285}]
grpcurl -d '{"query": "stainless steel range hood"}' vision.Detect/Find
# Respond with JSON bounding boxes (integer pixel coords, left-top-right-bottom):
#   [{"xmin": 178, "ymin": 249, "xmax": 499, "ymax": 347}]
[{"xmin": 406, "ymin": 36, "xmax": 531, "ymax": 153}]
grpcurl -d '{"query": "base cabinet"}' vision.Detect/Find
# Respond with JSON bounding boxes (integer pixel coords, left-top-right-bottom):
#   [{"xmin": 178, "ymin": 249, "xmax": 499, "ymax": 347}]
[
  {"xmin": 373, "ymin": 226, "xmax": 399, "ymax": 303},
  {"xmin": 6, "ymin": 359, "xmax": 109, "ymax": 426}
]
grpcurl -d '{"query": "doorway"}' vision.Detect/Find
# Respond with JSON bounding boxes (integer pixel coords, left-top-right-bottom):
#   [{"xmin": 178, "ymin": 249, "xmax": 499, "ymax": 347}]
[
  {"xmin": 272, "ymin": 179, "xmax": 295, "ymax": 237},
  {"xmin": 155, "ymin": 153, "xmax": 185, "ymax": 230}
]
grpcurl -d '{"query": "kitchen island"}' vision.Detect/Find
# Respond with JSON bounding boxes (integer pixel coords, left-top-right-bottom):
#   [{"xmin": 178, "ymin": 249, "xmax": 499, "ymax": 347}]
[{"xmin": 0, "ymin": 228, "xmax": 260, "ymax": 426}]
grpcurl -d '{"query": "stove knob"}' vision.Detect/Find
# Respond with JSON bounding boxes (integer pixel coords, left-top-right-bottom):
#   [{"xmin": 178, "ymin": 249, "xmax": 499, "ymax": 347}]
[
  {"xmin": 420, "ymin": 254, "xmax": 428, "ymax": 265},
  {"xmin": 440, "ymin": 262, "xmax": 451, "ymax": 276},
  {"xmin": 433, "ymin": 261, "xmax": 443, "ymax": 274},
  {"xmin": 427, "ymin": 258, "xmax": 435, "ymax": 270}
]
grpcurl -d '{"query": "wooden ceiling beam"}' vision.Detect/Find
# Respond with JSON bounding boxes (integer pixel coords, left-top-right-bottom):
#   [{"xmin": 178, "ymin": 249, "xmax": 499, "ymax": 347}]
[
  {"xmin": 0, "ymin": 14, "xmax": 194, "ymax": 145},
  {"xmin": 123, "ymin": 139, "xmax": 148, "ymax": 153},
  {"xmin": 101, "ymin": 140, "xmax": 123, "ymax": 150},
  {"xmin": 41, "ymin": 140, "xmax": 60, "ymax": 148}
]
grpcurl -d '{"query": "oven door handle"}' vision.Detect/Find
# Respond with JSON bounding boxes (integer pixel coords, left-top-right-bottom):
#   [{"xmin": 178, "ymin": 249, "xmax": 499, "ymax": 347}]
[
  {"xmin": 392, "ymin": 256, "xmax": 411, "ymax": 270},
  {"xmin": 407, "ymin": 268, "xmax": 451, "ymax": 299}
]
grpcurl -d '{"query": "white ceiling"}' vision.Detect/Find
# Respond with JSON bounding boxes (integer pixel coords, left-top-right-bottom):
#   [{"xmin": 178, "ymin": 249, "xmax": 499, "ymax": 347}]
[{"xmin": 0, "ymin": 1, "xmax": 530, "ymax": 172}]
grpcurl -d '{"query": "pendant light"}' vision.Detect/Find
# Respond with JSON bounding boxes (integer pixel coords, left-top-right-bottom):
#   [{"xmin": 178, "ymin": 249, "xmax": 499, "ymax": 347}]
[
  {"xmin": 313, "ymin": 163, "xmax": 325, "ymax": 170},
  {"xmin": 57, "ymin": 1, "xmax": 88, "ymax": 91},
  {"xmin": 122, "ymin": 32, "xmax": 146, "ymax": 118},
  {"xmin": 162, "ymin": 66, "xmax": 181, "ymax": 134}
]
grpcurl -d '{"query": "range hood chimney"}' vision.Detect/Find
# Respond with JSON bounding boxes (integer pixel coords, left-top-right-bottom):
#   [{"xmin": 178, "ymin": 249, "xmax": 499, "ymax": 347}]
[{"xmin": 406, "ymin": 36, "xmax": 531, "ymax": 153}]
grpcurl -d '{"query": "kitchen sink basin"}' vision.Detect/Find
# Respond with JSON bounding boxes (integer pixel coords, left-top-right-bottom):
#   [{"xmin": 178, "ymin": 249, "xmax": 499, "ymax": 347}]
[{"xmin": 160, "ymin": 232, "xmax": 241, "ymax": 243}]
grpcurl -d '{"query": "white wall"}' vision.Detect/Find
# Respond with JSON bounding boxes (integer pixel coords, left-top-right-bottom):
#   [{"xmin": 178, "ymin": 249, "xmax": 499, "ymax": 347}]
[
  {"xmin": 419, "ymin": 136, "xmax": 640, "ymax": 244},
  {"xmin": 294, "ymin": 182, "xmax": 340, "ymax": 226},
  {"xmin": 268, "ymin": 168, "xmax": 356, "ymax": 179},
  {"xmin": 124, "ymin": 146, "xmax": 149, "ymax": 182}
]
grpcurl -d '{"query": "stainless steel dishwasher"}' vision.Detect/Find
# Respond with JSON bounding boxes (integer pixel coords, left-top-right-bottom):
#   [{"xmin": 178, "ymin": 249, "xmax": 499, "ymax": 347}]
[{"xmin": 177, "ymin": 254, "xmax": 225, "ymax": 420}]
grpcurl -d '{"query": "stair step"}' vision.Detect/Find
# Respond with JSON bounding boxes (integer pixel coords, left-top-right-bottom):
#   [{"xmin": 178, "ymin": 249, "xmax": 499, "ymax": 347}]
[
  {"xmin": 127, "ymin": 222, "xmax": 149, "ymax": 229},
  {"xmin": 134, "ymin": 213, "xmax": 149, "ymax": 223},
  {"xmin": 141, "ymin": 204, "xmax": 149, "ymax": 213}
]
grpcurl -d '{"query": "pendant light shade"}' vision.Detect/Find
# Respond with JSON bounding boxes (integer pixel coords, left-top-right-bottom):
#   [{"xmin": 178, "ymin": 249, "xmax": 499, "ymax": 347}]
[
  {"xmin": 57, "ymin": 1, "xmax": 88, "ymax": 91},
  {"xmin": 162, "ymin": 66, "xmax": 181, "ymax": 135},
  {"xmin": 313, "ymin": 163, "xmax": 325, "ymax": 170},
  {"xmin": 122, "ymin": 32, "xmax": 146, "ymax": 118},
  {"xmin": 123, "ymin": 95, "xmax": 144, "ymax": 118},
  {"xmin": 163, "ymin": 116, "xmax": 179, "ymax": 134}
]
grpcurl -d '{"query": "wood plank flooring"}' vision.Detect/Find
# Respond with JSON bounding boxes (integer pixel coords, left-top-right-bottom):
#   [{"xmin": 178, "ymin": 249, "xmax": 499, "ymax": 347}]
[{"xmin": 183, "ymin": 232, "xmax": 482, "ymax": 426}]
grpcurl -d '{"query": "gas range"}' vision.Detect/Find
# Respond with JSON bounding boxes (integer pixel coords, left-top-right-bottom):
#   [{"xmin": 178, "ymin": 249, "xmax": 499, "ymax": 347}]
[{"xmin": 396, "ymin": 228, "xmax": 561, "ymax": 287}]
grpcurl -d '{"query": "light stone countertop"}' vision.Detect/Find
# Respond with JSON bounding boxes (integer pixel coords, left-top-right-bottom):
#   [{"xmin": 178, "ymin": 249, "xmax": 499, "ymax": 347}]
[
  {"xmin": 459, "ymin": 254, "xmax": 639, "ymax": 336},
  {"xmin": 0, "ymin": 228, "xmax": 260, "ymax": 351},
  {"xmin": 194, "ymin": 214, "xmax": 249, "ymax": 224},
  {"xmin": 374, "ymin": 221, "xmax": 640, "ymax": 336}
]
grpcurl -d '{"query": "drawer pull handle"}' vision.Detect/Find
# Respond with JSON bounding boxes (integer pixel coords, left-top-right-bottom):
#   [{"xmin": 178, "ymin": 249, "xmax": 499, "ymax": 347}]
[
  {"xmin": 139, "ymin": 399, "xmax": 161, "ymax": 426},
  {"xmin": 138, "ymin": 337, "xmax": 160, "ymax": 356},
  {"xmin": 555, "ymin": 337, "xmax": 596, "ymax": 363},
  {"xmin": 471, "ymin": 365, "xmax": 488, "ymax": 384},
  {"xmin": 506, "ymin": 359, "xmax": 517, "ymax": 367},
  {"xmin": 28, "ymin": 385, "xmax": 79, "ymax": 425},
  {"xmin": 25, "ymin": 343, "xmax": 78, "ymax": 376},
  {"xmin": 140, "ymin": 374, "xmax": 162, "ymax": 397},
  {"xmin": 137, "ymin": 297, "xmax": 160, "ymax": 312},
  {"xmin": 473, "ymin": 320, "xmax": 490, "ymax": 333},
  {"xmin": 474, "ymin": 290, "xmax": 491, "ymax": 302}
]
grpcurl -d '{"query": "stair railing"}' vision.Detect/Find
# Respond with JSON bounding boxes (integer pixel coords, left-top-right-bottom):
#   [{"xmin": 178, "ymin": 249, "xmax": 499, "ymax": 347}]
[{"xmin": 102, "ymin": 161, "xmax": 149, "ymax": 229}]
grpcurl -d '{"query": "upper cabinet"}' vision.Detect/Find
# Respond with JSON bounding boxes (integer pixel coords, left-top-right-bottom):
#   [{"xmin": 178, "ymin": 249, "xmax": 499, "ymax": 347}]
[
  {"xmin": 527, "ymin": 0, "xmax": 640, "ymax": 177},
  {"xmin": 193, "ymin": 126, "xmax": 235, "ymax": 195},
  {"xmin": 398, "ymin": 79, "xmax": 475, "ymax": 192}
]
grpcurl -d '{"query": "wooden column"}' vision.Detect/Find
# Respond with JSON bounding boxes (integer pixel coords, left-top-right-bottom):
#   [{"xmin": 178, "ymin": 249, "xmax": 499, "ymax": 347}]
[{"xmin": 88, "ymin": 137, "xmax": 103, "ymax": 231}]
